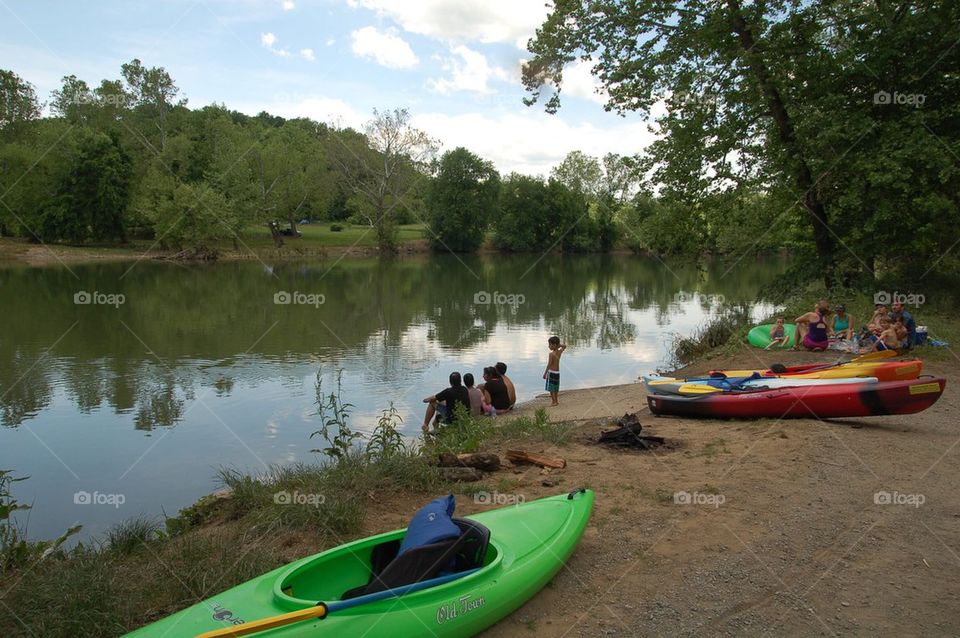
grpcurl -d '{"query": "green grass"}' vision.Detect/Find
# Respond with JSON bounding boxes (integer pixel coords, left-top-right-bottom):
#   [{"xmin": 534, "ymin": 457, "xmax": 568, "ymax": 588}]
[{"xmin": 238, "ymin": 222, "xmax": 426, "ymax": 249}]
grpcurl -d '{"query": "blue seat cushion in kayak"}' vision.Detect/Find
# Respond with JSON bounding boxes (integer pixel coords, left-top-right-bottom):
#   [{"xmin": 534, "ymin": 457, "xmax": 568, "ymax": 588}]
[{"xmin": 399, "ymin": 494, "xmax": 460, "ymax": 555}]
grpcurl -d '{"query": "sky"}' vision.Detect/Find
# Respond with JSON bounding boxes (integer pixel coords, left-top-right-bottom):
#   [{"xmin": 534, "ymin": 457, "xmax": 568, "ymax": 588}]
[{"xmin": 0, "ymin": 0, "xmax": 658, "ymax": 176}]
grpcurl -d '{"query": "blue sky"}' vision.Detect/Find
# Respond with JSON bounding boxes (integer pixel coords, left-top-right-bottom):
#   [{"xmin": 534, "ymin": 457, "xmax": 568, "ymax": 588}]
[{"xmin": 1, "ymin": 0, "xmax": 657, "ymax": 175}]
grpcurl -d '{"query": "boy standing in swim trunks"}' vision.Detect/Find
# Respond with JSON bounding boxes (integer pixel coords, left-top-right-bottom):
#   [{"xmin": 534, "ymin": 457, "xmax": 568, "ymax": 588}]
[{"xmin": 544, "ymin": 336, "xmax": 566, "ymax": 406}]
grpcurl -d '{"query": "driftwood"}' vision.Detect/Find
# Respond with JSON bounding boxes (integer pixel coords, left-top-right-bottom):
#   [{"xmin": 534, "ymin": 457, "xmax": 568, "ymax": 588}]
[
  {"xmin": 437, "ymin": 452, "xmax": 501, "ymax": 472},
  {"xmin": 439, "ymin": 467, "xmax": 484, "ymax": 482},
  {"xmin": 505, "ymin": 449, "xmax": 566, "ymax": 469}
]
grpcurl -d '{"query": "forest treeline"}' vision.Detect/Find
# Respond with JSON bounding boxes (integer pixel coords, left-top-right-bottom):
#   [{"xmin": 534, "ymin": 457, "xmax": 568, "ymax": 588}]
[
  {"xmin": 0, "ymin": 62, "xmax": 818, "ymax": 262},
  {"xmin": 3, "ymin": 0, "xmax": 960, "ymax": 292}
]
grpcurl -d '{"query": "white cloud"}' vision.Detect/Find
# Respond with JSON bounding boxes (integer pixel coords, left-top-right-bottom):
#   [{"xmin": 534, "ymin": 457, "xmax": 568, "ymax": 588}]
[
  {"xmin": 261, "ymin": 31, "xmax": 291, "ymax": 57},
  {"xmin": 300, "ymin": 48, "xmax": 316, "ymax": 61},
  {"xmin": 350, "ymin": 26, "xmax": 418, "ymax": 69},
  {"xmin": 410, "ymin": 111, "xmax": 656, "ymax": 176},
  {"xmin": 559, "ymin": 60, "xmax": 608, "ymax": 105},
  {"xmin": 280, "ymin": 0, "xmax": 296, "ymax": 10},
  {"xmin": 346, "ymin": 0, "xmax": 549, "ymax": 48},
  {"xmin": 427, "ymin": 45, "xmax": 510, "ymax": 95}
]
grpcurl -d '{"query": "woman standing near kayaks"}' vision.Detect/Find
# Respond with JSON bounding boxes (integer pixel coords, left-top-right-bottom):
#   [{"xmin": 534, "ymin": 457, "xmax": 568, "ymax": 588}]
[{"xmin": 793, "ymin": 300, "xmax": 831, "ymax": 351}]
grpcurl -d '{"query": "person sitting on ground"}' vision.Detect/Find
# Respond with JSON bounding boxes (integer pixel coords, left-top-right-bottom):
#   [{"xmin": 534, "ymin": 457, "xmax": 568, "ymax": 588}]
[
  {"xmin": 495, "ymin": 362, "xmax": 516, "ymax": 407},
  {"xmin": 890, "ymin": 301, "xmax": 917, "ymax": 349},
  {"xmin": 792, "ymin": 300, "xmax": 831, "ymax": 351},
  {"xmin": 765, "ymin": 317, "xmax": 790, "ymax": 350},
  {"xmin": 866, "ymin": 317, "xmax": 899, "ymax": 353},
  {"xmin": 480, "ymin": 366, "xmax": 512, "ymax": 414},
  {"xmin": 832, "ymin": 305, "xmax": 855, "ymax": 341},
  {"xmin": 421, "ymin": 372, "xmax": 471, "ymax": 432},
  {"xmin": 860, "ymin": 303, "xmax": 888, "ymax": 339},
  {"xmin": 463, "ymin": 372, "xmax": 483, "ymax": 417}
]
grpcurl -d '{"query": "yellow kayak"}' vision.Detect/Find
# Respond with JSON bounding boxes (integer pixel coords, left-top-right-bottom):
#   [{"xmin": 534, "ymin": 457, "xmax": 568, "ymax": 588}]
[{"xmin": 710, "ymin": 359, "xmax": 922, "ymax": 382}]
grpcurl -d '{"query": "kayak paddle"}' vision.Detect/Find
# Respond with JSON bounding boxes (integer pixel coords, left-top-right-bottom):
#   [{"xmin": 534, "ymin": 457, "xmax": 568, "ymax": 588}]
[{"xmin": 195, "ymin": 568, "xmax": 479, "ymax": 638}]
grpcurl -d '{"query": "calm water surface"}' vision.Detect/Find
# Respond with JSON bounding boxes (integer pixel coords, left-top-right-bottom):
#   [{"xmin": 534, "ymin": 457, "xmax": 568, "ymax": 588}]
[{"xmin": 0, "ymin": 254, "xmax": 789, "ymax": 540}]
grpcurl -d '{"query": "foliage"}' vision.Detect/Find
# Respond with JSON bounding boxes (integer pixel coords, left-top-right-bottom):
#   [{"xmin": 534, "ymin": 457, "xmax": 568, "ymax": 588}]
[
  {"xmin": 310, "ymin": 370, "xmax": 362, "ymax": 460},
  {"xmin": 494, "ymin": 174, "xmax": 589, "ymax": 252},
  {"xmin": 0, "ymin": 69, "xmax": 41, "ymax": 130},
  {"xmin": 333, "ymin": 108, "xmax": 438, "ymax": 253},
  {"xmin": 366, "ymin": 404, "xmax": 407, "ymax": 461},
  {"xmin": 1, "ymin": 470, "xmax": 81, "ymax": 573},
  {"xmin": 524, "ymin": 1, "xmax": 960, "ymax": 285},
  {"xmin": 426, "ymin": 147, "xmax": 500, "ymax": 252}
]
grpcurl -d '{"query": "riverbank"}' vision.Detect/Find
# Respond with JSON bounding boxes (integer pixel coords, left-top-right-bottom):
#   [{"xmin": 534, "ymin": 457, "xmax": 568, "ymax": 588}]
[
  {"xmin": 2, "ymin": 322, "xmax": 957, "ymax": 635},
  {"xmin": 0, "ymin": 224, "xmax": 433, "ymax": 267}
]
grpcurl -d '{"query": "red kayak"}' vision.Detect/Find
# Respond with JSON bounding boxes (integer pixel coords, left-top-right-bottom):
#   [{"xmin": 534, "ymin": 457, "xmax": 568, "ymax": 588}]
[{"xmin": 647, "ymin": 377, "xmax": 946, "ymax": 419}]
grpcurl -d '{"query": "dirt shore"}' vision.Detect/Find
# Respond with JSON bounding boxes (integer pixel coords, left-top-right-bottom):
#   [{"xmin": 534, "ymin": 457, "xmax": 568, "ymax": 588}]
[{"xmin": 457, "ymin": 351, "xmax": 959, "ymax": 636}]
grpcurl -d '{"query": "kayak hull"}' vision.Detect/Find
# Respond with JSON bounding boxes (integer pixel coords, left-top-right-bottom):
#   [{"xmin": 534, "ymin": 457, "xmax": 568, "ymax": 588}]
[
  {"xmin": 124, "ymin": 490, "xmax": 594, "ymax": 638},
  {"xmin": 647, "ymin": 378, "xmax": 946, "ymax": 419}
]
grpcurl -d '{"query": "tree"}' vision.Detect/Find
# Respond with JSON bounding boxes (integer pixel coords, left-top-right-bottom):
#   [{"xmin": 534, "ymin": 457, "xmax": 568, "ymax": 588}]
[
  {"xmin": 0, "ymin": 70, "xmax": 41, "ymax": 131},
  {"xmin": 426, "ymin": 147, "xmax": 500, "ymax": 252},
  {"xmin": 50, "ymin": 75, "xmax": 93, "ymax": 123},
  {"xmin": 334, "ymin": 108, "xmax": 438, "ymax": 253},
  {"xmin": 120, "ymin": 59, "xmax": 184, "ymax": 151},
  {"xmin": 494, "ymin": 174, "xmax": 585, "ymax": 252},
  {"xmin": 523, "ymin": 1, "xmax": 960, "ymax": 284},
  {"xmin": 552, "ymin": 150, "xmax": 640, "ymax": 250},
  {"xmin": 40, "ymin": 129, "xmax": 132, "ymax": 242}
]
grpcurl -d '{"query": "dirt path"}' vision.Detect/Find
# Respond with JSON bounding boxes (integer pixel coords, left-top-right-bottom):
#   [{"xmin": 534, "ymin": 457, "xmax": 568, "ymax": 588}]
[{"xmin": 462, "ymin": 353, "xmax": 959, "ymax": 636}]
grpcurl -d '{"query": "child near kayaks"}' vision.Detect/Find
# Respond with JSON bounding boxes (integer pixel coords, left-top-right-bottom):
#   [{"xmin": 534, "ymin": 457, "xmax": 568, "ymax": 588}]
[
  {"xmin": 543, "ymin": 336, "xmax": 566, "ymax": 406},
  {"xmin": 866, "ymin": 317, "xmax": 899, "ymax": 352},
  {"xmin": 765, "ymin": 317, "xmax": 790, "ymax": 350}
]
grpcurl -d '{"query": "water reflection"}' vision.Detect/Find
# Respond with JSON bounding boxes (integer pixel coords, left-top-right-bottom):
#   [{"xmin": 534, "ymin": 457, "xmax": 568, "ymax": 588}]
[{"xmin": 0, "ymin": 254, "xmax": 787, "ymax": 429}]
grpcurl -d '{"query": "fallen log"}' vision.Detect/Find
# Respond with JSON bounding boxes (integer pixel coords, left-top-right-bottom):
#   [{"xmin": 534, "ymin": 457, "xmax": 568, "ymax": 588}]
[
  {"xmin": 436, "ymin": 452, "xmax": 501, "ymax": 471},
  {"xmin": 505, "ymin": 449, "xmax": 566, "ymax": 469}
]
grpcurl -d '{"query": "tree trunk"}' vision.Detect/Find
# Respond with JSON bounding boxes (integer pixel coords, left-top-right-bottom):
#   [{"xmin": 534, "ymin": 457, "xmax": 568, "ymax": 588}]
[
  {"xmin": 727, "ymin": 0, "xmax": 836, "ymax": 286},
  {"xmin": 266, "ymin": 221, "xmax": 284, "ymax": 248}
]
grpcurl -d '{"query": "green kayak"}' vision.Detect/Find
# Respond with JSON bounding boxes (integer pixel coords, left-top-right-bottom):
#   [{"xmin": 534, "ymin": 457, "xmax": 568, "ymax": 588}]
[{"xmin": 124, "ymin": 489, "xmax": 594, "ymax": 638}]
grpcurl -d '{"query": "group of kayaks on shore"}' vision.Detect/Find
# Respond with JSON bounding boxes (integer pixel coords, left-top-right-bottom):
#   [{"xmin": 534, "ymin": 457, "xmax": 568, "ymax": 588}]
[{"xmin": 643, "ymin": 353, "xmax": 946, "ymax": 419}]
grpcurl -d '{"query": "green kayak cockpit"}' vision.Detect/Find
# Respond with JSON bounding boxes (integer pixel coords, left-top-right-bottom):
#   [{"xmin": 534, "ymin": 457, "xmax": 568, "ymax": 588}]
[{"xmin": 274, "ymin": 518, "xmax": 498, "ymax": 610}]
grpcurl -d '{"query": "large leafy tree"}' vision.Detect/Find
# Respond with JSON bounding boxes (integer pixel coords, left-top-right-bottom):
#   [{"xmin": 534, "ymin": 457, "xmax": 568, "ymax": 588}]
[
  {"xmin": 40, "ymin": 129, "xmax": 132, "ymax": 242},
  {"xmin": 334, "ymin": 108, "xmax": 438, "ymax": 253},
  {"xmin": 120, "ymin": 59, "xmax": 185, "ymax": 152},
  {"xmin": 426, "ymin": 147, "xmax": 500, "ymax": 252},
  {"xmin": 523, "ymin": 1, "xmax": 960, "ymax": 284},
  {"xmin": 0, "ymin": 70, "xmax": 41, "ymax": 131}
]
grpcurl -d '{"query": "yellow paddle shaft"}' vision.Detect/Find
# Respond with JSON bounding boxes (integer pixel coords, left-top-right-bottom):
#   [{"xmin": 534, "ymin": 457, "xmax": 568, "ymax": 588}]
[{"xmin": 196, "ymin": 604, "xmax": 327, "ymax": 638}]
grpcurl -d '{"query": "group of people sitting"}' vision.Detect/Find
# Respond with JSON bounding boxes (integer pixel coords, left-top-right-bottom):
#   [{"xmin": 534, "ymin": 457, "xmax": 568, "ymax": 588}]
[
  {"xmin": 421, "ymin": 362, "xmax": 516, "ymax": 432},
  {"xmin": 766, "ymin": 299, "xmax": 918, "ymax": 353}
]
